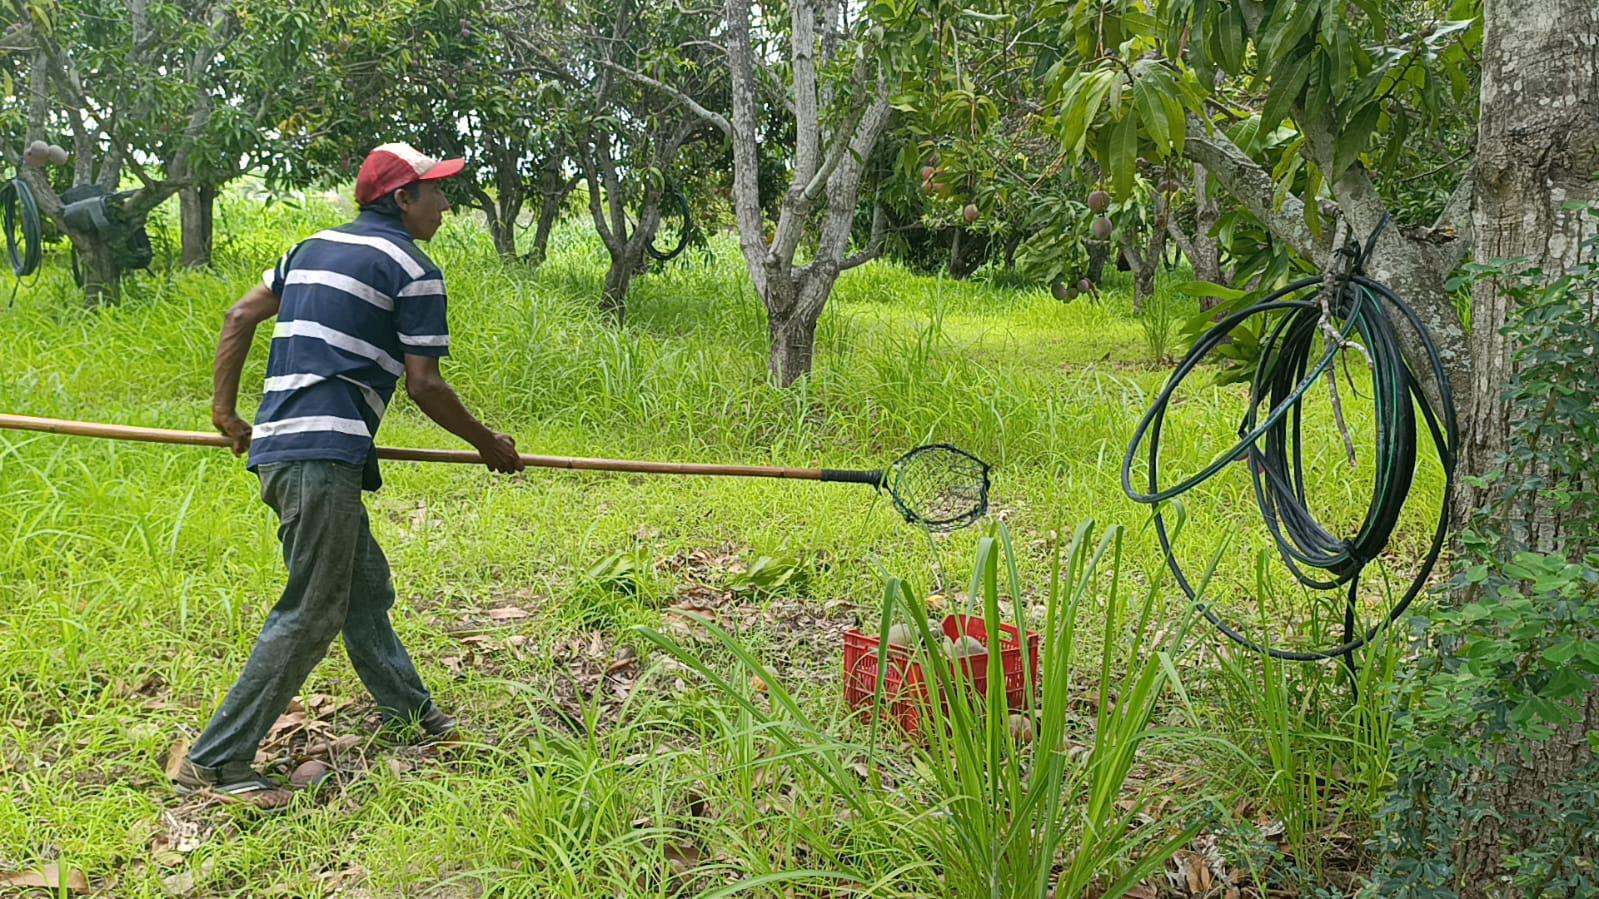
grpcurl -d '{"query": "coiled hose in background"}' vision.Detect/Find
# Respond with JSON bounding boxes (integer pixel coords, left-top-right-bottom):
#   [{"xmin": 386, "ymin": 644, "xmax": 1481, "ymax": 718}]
[
  {"xmin": 1124, "ymin": 218, "xmax": 1459, "ymax": 673},
  {"xmin": 3, "ymin": 175, "xmax": 44, "ymax": 281}
]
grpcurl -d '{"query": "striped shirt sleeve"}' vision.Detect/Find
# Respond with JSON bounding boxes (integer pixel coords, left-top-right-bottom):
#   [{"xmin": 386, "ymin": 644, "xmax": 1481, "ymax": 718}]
[
  {"xmin": 393, "ymin": 271, "xmax": 450, "ymax": 357},
  {"xmin": 262, "ymin": 246, "xmax": 296, "ymax": 296}
]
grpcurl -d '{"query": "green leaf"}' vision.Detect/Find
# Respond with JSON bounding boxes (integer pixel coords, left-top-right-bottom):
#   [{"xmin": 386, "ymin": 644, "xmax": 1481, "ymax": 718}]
[
  {"xmin": 1256, "ymin": 0, "xmax": 1320, "ymax": 68},
  {"xmin": 1351, "ymin": 0, "xmax": 1388, "ymax": 34},
  {"xmin": 1217, "ymin": 3, "xmax": 1246, "ymax": 74},
  {"xmin": 1259, "ymin": 51, "xmax": 1312, "ymax": 138},
  {"xmin": 1111, "ymin": 113, "xmax": 1138, "ymax": 197},
  {"xmin": 1380, "ymin": 108, "xmax": 1409, "ymax": 172},
  {"xmin": 1134, "ymin": 80, "xmax": 1170, "ymax": 154},
  {"xmin": 1332, "ymin": 103, "xmax": 1379, "ymax": 178},
  {"xmin": 1174, "ymin": 279, "xmax": 1247, "ymax": 302},
  {"xmin": 1061, "ymin": 69, "xmax": 1115, "ymax": 156},
  {"xmin": 1546, "ymin": 639, "xmax": 1579, "ymax": 666},
  {"xmin": 1302, "ymin": 164, "xmax": 1324, "ymax": 240}
]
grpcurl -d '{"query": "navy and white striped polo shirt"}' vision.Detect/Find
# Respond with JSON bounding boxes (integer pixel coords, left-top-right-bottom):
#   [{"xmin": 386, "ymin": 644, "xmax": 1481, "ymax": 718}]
[{"xmin": 247, "ymin": 211, "xmax": 450, "ymax": 487}]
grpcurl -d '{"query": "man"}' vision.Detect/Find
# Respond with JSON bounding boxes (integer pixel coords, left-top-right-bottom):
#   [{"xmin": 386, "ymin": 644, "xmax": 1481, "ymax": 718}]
[{"xmin": 172, "ymin": 143, "xmax": 525, "ymax": 809}]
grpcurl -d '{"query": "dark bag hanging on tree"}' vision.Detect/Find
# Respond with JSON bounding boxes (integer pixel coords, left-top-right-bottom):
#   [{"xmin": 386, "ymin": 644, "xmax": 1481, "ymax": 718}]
[{"xmin": 60, "ymin": 184, "xmax": 155, "ymax": 278}]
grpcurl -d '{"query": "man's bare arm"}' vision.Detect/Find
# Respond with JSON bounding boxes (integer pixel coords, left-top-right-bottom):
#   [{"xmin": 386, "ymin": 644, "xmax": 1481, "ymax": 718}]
[
  {"xmin": 403, "ymin": 355, "xmax": 524, "ymax": 473},
  {"xmin": 212, "ymin": 284, "xmax": 280, "ymax": 455}
]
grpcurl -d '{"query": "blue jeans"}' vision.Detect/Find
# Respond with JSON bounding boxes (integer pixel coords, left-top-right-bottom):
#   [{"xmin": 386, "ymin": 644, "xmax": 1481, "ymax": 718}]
[{"xmin": 188, "ymin": 460, "xmax": 432, "ymax": 773}]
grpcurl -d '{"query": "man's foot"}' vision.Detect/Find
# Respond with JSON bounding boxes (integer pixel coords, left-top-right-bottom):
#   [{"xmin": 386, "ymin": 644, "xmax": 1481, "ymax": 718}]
[
  {"xmin": 171, "ymin": 758, "xmax": 294, "ymax": 811},
  {"xmin": 419, "ymin": 705, "xmax": 457, "ymax": 739},
  {"xmin": 376, "ymin": 704, "xmax": 458, "ymax": 744}
]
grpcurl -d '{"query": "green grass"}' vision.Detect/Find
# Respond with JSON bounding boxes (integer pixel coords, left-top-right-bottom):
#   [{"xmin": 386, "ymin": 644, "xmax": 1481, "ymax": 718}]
[{"xmin": 0, "ymin": 190, "xmax": 1443, "ymax": 896}]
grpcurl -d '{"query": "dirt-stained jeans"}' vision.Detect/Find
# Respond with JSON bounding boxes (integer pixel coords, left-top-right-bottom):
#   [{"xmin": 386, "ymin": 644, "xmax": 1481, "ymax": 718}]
[{"xmin": 188, "ymin": 460, "xmax": 432, "ymax": 775}]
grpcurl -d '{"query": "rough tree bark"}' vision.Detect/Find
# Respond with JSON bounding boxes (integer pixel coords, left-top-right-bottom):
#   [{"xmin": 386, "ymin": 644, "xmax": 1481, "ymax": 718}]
[
  {"xmin": 179, "ymin": 183, "xmax": 216, "ymax": 268},
  {"xmin": 1165, "ymin": 163, "xmax": 1225, "ymax": 299},
  {"xmin": 1117, "ymin": 187, "xmax": 1172, "ymax": 311},
  {"xmin": 1452, "ymin": 0, "xmax": 1599, "ymax": 893}
]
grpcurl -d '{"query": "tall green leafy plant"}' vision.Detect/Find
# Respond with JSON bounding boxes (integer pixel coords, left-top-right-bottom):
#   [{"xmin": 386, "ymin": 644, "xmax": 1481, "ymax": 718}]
[{"xmin": 639, "ymin": 521, "xmax": 1206, "ymax": 897}]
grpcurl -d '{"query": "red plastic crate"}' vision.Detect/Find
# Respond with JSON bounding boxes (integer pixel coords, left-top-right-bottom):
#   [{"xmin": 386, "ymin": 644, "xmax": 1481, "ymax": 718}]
[{"xmin": 842, "ymin": 614, "xmax": 1040, "ymax": 734}]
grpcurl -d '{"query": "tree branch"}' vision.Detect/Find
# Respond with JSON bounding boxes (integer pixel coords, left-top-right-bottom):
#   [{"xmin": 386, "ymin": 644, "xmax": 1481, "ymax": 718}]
[
  {"xmin": 1184, "ymin": 114, "xmax": 1330, "ymax": 266},
  {"xmin": 578, "ymin": 142, "xmax": 617, "ymax": 250},
  {"xmin": 166, "ymin": 2, "xmax": 233, "ymax": 184},
  {"xmin": 806, "ymin": 85, "xmax": 891, "ymax": 299},
  {"xmin": 790, "ymin": 0, "xmax": 820, "ymax": 188},
  {"xmin": 840, "ymin": 202, "xmax": 887, "ymax": 270},
  {"xmin": 1166, "ymin": 215, "xmax": 1199, "ymax": 265},
  {"xmin": 1433, "ymin": 174, "xmax": 1475, "ymax": 271},
  {"xmin": 596, "ymin": 59, "xmax": 731, "ymax": 135},
  {"xmin": 726, "ymin": 0, "xmax": 771, "ymax": 293}
]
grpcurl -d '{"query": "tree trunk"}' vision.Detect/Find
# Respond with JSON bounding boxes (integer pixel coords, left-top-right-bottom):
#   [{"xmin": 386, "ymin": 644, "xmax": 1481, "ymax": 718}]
[
  {"xmin": 600, "ymin": 245, "xmax": 644, "ymax": 324},
  {"xmin": 487, "ymin": 211, "xmax": 517, "ymax": 259},
  {"xmin": 765, "ymin": 273, "xmax": 830, "ymax": 385},
  {"xmin": 948, "ymin": 228, "xmax": 987, "ymax": 279},
  {"xmin": 1002, "ymin": 232, "xmax": 1023, "ymax": 270},
  {"xmin": 179, "ymin": 183, "xmax": 216, "ymax": 268},
  {"xmin": 72, "ymin": 232, "xmax": 122, "ymax": 305},
  {"xmin": 1085, "ymin": 239, "xmax": 1111, "ymax": 284},
  {"xmin": 1458, "ymin": 0, "xmax": 1599, "ymax": 538},
  {"xmin": 1133, "ymin": 260, "xmax": 1156, "ymax": 305},
  {"xmin": 1188, "ymin": 164, "xmax": 1224, "ymax": 288},
  {"xmin": 1451, "ymin": 0, "xmax": 1599, "ymax": 892},
  {"xmin": 528, "ymin": 178, "xmax": 571, "ymax": 269}
]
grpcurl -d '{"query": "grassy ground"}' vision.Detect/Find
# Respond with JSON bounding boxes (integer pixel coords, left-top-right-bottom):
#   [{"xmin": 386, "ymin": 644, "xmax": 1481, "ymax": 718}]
[{"xmin": 0, "ymin": 192, "xmax": 1444, "ymax": 897}]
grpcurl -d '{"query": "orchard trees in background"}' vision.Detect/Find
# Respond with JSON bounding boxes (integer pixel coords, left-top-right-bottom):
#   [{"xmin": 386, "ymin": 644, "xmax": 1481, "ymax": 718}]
[
  {"xmin": 2, "ymin": 0, "xmax": 269, "ymax": 299},
  {"xmin": 496, "ymin": 0, "xmax": 726, "ymax": 320},
  {"xmin": 254, "ymin": 0, "xmax": 579, "ymax": 265},
  {"xmin": 603, "ymin": 0, "xmax": 897, "ymax": 383}
]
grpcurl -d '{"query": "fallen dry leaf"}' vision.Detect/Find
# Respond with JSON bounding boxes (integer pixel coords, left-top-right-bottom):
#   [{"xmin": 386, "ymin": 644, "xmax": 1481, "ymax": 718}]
[
  {"xmin": 265, "ymin": 710, "xmax": 307, "ymax": 743},
  {"xmin": 152, "ymin": 851, "xmax": 186, "ymax": 869},
  {"xmin": 1125, "ymin": 885, "xmax": 1157, "ymax": 899},
  {"xmin": 163, "ymin": 738, "xmax": 190, "ymax": 780},
  {"xmin": 605, "ymin": 647, "xmax": 639, "ymax": 677},
  {"xmin": 664, "ymin": 842, "xmax": 702, "ymax": 875},
  {"xmin": 316, "ymin": 864, "xmax": 365, "ymax": 889},
  {"xmin": 0, "ymin": 864, "xmax": 91, "ymax": 893},
  {"xmin": 487, "ymin": 606, "xmax": 529, "ymax": 621},
  {"xmin": 163, "ymin": 870, "xmax": 196, "ymax": 896},
  {"xmin": 290, "ymin": 760, "xmax": 332, "ymax": 789},
  {"xmin": 1178, "ymin": 849, "xmax": 1212, "ymax": 894}
]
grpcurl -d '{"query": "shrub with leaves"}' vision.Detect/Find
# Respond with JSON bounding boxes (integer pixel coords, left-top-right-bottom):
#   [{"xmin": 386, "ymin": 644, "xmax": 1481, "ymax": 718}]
[{"xmin": 1373, "ymin": 222, "xmax": 1599, "ymax": 897}]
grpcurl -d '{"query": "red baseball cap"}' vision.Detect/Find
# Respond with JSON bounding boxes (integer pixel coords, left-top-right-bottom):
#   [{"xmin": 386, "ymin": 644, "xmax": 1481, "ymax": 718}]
[{"xmin": 355, "ymin": 142, "xmax": 465, "ymax": 207}]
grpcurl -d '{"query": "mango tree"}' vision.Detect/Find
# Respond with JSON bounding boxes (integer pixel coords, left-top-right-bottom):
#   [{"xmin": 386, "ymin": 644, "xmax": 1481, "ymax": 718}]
[
  {"xmin": 496, "ymin": 0, "xmax": 722, "ymax": 320},
  {"xmin": 600, "ymin": 0, "xmax": 896, "ymax": 382},
  {"xmin": 253, "ymin": 0, "xmax": 578, "ymax": 265},
  {"xmin": 1040, "ymin": 1, "xmax": 1595, "ymax": 892},
  {"xmin": 2, "ymin": 0, "xmax": 255, "ymax": 299}
]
